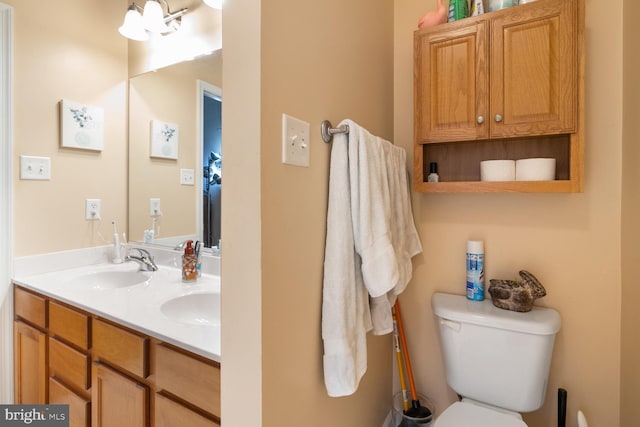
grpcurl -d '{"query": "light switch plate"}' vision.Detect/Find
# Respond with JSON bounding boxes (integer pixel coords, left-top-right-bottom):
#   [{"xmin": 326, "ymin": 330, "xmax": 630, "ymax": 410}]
[
  {"xmin": 180, "ymin": 168, "xmax": 195, "ymax": 185},
  {"xmin": 20, "ymin": 155, "xmax": 51, "ymax": 180},
  {"xmin": 282, "ymin": 114, "xmax": 310, "ymax": 167}
]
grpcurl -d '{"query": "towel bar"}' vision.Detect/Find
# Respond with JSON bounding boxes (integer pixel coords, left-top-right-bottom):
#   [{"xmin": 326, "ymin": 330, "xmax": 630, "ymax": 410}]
[{"xmin": 321, "ymin": 120, "xmax": 349, "ymax": 143}]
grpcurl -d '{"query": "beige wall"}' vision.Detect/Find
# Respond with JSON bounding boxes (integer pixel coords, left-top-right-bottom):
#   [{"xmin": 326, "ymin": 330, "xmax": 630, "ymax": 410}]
[
  {"xmin": 260, "ymin": 0, "xmax": 394, "ymax": 425},
  {"xmin": 222, "ymin": 0, "xmax": 396, "ymax": 426},
  {"xmin": 395, "ymin": 1, "xmax": 623, "ymax": 426},
  {"xmin": 10, "ymin": 0, "xmax": 128, "ymax": 257},
  {"xmin": 128, "ymin": 52, "xmax": 222, "ymax": 242},
  {"xmin": 620, "ymin": 0, "xmax": 640, "ymax": 424}
]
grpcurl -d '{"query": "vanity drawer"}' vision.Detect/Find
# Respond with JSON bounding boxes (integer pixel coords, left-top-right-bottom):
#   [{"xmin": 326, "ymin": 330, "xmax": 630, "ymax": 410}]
[
  {"xmin": 49, "ymin": 377, "xmax": 90, "ymax": 427},
  {"xmin": 92, "ymin": 319, "xmax": 148, "ymax": 378},
  {"xmin": 49, "ymin": 302, "xmax": 90, "ymax": 350},
  {"xmin": 14, "ymin": 286, "xmax": 47, "ymax": 329},
  {"xmin": 49, "ymin": 337, "xmax": 90, "ymax": 391},
  {"xmin": 155, "ymin": 393, "xmax": 220, "ymax": 427},
  {"xmin": 154, "ymin": 343, "xmax": 220, "ymax": 417}
]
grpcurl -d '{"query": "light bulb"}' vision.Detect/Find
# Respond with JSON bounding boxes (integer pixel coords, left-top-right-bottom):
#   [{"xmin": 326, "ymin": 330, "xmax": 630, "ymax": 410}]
[
  {"xmin": 143, "ymin": 0, "xmax": 168, "ymax": 33},
  {"xmin": 119, "ymin": 6, "xmax": 148, "ymax": 41}
]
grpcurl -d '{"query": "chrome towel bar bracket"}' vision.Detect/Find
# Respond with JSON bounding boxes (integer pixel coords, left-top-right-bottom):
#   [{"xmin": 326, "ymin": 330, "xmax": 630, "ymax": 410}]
[{"xmin": 321, "ymin": 120, "xmax": 349, "ymax": 143}]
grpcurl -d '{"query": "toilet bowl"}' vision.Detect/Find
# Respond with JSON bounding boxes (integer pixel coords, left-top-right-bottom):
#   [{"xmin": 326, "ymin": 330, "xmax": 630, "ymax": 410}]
[{"xmin": 431, "ymin": 293, "xmax": 561, "ymax": 427}]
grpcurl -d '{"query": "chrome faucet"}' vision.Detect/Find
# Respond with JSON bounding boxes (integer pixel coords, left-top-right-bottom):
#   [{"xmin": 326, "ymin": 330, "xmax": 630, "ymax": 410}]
[{"xmin": 125, "ymin": 247, "xmax": 158, "ymax": 271}]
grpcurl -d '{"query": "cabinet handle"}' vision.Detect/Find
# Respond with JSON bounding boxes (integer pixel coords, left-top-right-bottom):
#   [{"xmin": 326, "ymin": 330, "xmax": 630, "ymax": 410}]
[
  {"xmin": 494, "ymin": 114, "xmax": 503, "ymax": 123},
  {"xmin": 476, "ymin": 116, "xmax": 484, "ymax": 124}
]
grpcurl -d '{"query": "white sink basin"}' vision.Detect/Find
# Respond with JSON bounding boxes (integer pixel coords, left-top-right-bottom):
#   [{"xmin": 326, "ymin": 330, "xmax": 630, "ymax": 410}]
[
  {"xmin": 64, "ymin": 270, "xmax": 151, "ymax": 290},
  {"xmin": 160, "ymin": 292, "xmax": 220, "ymax": 326}
]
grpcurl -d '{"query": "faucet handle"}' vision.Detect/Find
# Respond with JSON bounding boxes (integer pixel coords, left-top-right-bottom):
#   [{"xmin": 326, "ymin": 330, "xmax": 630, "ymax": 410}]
[{"xmin": 131, "ymin": 247, "xmax": 152, "ymax": 258}]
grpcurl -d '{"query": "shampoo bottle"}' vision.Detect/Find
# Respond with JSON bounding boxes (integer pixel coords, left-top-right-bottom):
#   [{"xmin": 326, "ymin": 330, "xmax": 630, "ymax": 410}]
[
  {"xmin": 471, "ymin": 0, "xmax": 485, "ymax": 16},
  {"xmin": 182, "ymin": 240, "xmax": 198, "ymax": 283},
  {"xmin": 466, "ymin": 240, "xmax": 485, "ymax": 301},
  {"xmin": 448, "ymin": 0, "xmax": 468, "ymax": 22}
]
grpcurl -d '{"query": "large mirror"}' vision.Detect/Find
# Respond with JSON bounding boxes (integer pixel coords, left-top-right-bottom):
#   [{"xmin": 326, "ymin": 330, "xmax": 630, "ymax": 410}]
[{"xmin": 128, "ymin": 50, "xmax": 222, "ymax": 248}]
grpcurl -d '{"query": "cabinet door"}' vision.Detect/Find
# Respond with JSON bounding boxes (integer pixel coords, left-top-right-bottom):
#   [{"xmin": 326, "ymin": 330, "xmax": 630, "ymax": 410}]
[
  {"xmin": 14, "ymin": 321, "xmax": 47, "ymax": 404},
  {"xmin": 415, "ymin": 21, "xmax": 489, "ymax": 143},
  {"xmin": 155, "ymin": 394, "xmax": 220, "ymax": 427},
  {"xmin": 490, "ymin": 0, "xmax": 577, "ymax": 137},
  {"xmin": 49, "ymin": 377, "xmax": 90, "ymax": 427},
  {"xmin": 92, "ymin": 362, "xmax": 149, "ymax": 427}
]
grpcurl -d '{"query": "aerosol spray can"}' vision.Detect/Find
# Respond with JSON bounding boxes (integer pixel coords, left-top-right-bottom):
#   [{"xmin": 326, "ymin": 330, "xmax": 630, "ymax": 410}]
[{"xmin": 466, "ymin": 240, "xmax": 485, "ymax": 301}]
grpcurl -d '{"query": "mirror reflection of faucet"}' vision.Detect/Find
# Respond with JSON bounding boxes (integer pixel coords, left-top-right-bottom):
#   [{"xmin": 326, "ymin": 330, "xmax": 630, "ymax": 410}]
[{"xmin": 125, "ymin": 247, "xmax": 159, "ymax": 271}]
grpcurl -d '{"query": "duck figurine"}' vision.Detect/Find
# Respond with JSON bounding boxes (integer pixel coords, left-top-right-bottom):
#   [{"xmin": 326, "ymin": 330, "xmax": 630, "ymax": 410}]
[
  {"xmin": 488, "ymin": 270, "xmax": 547, "ymax": 312},
  {"xmin": 418, "ymin": 0, "xmax": 447, "ymax": 29}
]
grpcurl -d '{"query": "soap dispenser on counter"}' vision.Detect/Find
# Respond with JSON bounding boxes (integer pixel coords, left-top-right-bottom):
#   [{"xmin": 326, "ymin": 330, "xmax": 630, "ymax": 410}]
[{"xmin": 182, "ymin": 240, "xmax": 198, "ymax": 283}]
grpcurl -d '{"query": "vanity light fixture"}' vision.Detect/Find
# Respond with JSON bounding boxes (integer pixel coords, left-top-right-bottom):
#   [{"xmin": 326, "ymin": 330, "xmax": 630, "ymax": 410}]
[
  {"xmin": 119, "ymin": 0, "xmax": 188, "ymax": 41},
  {"xmin": 203, "ymin": 0, "xmax": 223, "ymax": 9}
]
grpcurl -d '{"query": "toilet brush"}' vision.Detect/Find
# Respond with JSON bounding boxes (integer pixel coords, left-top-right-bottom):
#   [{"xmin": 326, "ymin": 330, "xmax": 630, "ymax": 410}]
[{"xmin": 558, "ymin": 388, "xmax": 567, "ymax": 427}]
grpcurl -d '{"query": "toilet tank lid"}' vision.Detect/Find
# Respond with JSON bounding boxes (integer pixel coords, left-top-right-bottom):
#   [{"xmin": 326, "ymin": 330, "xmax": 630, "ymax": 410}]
[{"xmin": 432, "ymin": 293, "xmax": 561, "ymax": 335}]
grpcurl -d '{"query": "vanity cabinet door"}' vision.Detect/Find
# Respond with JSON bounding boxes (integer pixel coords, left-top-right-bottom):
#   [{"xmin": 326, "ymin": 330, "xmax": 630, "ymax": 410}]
[
  {"xmin": 49, "ymin": 377, "xmax": 90, "ymax": 427},
  {"xmin": 92, "ymin": 362, "xmax": 149, "ymax": 427},
  {"xmin": 155, "ymin": 394, "xmax": 219, "ymax": 427},
  {"xmin": 14, "ymin": 321, "xmax": 47, "ymax": 404}
]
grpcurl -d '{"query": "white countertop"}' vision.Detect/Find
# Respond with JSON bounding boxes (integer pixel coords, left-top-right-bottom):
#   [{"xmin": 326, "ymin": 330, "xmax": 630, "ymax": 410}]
[{"xmin": 13, "ymin": 252, "xmax": 221, "ymax": 363}]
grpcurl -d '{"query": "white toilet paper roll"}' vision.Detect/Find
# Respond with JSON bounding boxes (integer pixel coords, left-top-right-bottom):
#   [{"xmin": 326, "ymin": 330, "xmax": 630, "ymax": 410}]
[
  {"xmin": 480, "ymin": 160, "xmax": 516, "ymax": 181},
  {"xmin": 515, "ymin": 158, "xmax": 556, "ymax": 181}
]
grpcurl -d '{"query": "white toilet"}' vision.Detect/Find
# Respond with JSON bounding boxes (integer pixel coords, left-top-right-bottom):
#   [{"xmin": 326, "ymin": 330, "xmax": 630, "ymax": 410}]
[{"xmin": 431, "ymin": 292, "xmax": 561, "ymax": 427}]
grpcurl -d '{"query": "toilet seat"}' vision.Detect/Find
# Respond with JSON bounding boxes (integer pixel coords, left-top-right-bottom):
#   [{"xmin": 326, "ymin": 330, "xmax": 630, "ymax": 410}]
[{"xmin": 434, "ymin": 401, "xmax": 528, "ymax": 427}]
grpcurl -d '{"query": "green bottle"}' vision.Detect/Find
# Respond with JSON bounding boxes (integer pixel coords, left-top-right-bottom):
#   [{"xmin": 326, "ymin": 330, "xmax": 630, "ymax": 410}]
[{"xmin": 447, "ymin": 0, "xmax": 469, "ymax": 22}]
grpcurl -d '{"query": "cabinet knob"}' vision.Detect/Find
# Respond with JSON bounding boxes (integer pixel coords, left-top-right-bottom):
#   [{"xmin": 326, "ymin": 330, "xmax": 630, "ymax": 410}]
[
  {"xmin": 476, "ymin": 116, "xmax": 484, "ymax": 124},
  {"xmin": 494, "ymin": 114, "xmax": 503, "ymax": 123}
]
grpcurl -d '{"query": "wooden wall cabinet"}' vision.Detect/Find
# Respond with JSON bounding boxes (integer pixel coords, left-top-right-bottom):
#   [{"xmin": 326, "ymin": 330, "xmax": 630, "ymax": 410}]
[
  {"xmin": 14, "ymin": 284, "xmax": 221, "ymax": 427},
  {"xmin": 414, "ymin": 0, "xmax": 584, "ymax": 193}
]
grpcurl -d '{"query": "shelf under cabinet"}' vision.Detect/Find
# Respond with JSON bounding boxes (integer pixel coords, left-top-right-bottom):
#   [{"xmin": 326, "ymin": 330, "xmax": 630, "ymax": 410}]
[
  {"xmin": 414, "ymin": 134, "xmax": 583, "ymax": 193},
  {"xmin": 414, "ymin": 179, "xmax": 576, "ymax": 193}
]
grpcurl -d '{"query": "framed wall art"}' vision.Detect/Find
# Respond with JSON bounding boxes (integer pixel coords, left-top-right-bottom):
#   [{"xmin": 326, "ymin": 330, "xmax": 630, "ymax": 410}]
[
  {"xmin": 59, "ymin": 99, "xmax": 104, "ymax": 151},
  {"xmin": 150, "ymin": 119, "xmax": 179, "ymax": 159}
]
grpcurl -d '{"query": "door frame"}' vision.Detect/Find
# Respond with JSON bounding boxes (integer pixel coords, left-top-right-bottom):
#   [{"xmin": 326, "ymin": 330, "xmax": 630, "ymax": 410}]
[
  {"xmin": 197, "ymin": 79, "xmax": 222, "ymax": 247},
  {"xmin": 0, "ymin": 2, "xmax": 14, "ymax": 403}
]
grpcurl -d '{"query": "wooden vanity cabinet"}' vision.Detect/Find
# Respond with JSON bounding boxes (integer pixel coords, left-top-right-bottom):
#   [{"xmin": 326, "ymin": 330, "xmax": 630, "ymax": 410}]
[
  {"xmin": 414, "ymin": 0, "xmax": 584, "ymax": 192},
  {"xmin": 13, "ymin": 284, "xmax": 222, "ymax": 427}
]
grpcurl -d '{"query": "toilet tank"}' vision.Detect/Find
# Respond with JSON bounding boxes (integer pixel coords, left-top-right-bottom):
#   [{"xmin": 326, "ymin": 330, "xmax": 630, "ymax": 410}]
[{"xmin": 432, "ymin": 293, "xmax": 561, "ymax": 413}]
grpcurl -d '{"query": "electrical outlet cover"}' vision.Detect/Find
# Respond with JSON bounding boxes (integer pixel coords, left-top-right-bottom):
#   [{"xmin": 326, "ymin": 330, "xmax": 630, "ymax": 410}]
[
  {"xmin": 85, "ymin": 199, "xmax": 101, "ymax": 220},
  {"xmin": 150, "ymin": 198, "xmax": 162, "ymax": 216}
]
